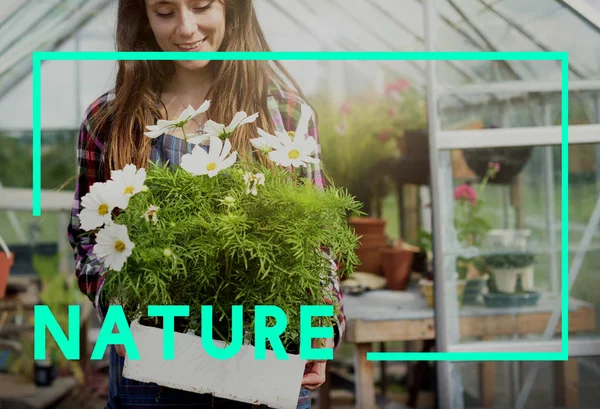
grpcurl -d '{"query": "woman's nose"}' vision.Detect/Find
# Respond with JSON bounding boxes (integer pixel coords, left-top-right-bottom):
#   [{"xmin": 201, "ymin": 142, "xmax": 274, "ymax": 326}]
[{"xmin": 176, "ymin": 10, "xmax": 195, "ymax": 37}]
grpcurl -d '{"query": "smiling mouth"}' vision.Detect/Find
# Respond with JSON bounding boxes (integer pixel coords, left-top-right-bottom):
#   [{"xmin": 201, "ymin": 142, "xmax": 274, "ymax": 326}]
[{"xmin": 176, "ymin": 38, "xmax": 207, "ymax": 51}]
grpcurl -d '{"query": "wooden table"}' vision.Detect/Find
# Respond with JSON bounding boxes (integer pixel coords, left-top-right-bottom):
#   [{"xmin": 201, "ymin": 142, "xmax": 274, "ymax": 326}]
[{"xmin": 320, "ymin": 289, "xmax": 597, "ymax": 409}]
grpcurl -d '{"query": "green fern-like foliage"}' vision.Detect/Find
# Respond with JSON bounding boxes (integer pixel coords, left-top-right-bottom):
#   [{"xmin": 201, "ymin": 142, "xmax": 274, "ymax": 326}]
[{"xmin": 100, "ymin": 161, "xmax": 362, "ymax": 353}]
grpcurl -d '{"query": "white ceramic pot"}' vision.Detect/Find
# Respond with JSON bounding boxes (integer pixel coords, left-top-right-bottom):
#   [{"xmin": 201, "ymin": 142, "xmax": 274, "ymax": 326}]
[
  {"xmin": 490, "ymin": 265, "xmax": 534, "ymax": 293},
  {"xmin": 123, "ymin": 320, "xmax": 307, "ymax": 409},
  {"xmin": 484, "ymin": 229, "xmax": 531, "ymax": 250}
]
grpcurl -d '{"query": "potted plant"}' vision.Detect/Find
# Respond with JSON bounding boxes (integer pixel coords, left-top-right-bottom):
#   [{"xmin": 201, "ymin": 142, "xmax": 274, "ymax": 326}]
[
  {"xmin": 482, "ymin": 252, "xmax": 536, "ymax": 294},
  {"xmin": 0, "ymin": 232, "xmax": 14, "ymax": 299},
  {"xmin": 385, "ymin": 79, "xmax": 428, "ymax": 158},
  {"xmin": 452, "ymin": 162, "xmax": 499, "ymax": 304},
  {"xmin": 315, "ymin": 93, "xmax": 399, "ymax": 275},
  {"xmin": 462, "ymin": 125, "xmax": 533, "ymax": 184},
  {"xmin": 483, "ymin": 271, "xmax": 541, "ymax": 308},
  {"xmin": 484, "ymin": 229, "xmax": 531, "ymax": 250},
  {"xmin": 77, "ymin": 103, "xmax": 361, "ymax": 409},
  {"xmin": 418, "ymin": 268, "xmax": 466, "ymax": 308},
  {"xmin": 380, "ymin": 242, "xmax": 414, "ymax": 291},
  {"xmin": 315, "ymin": 93, "xmax": 398, "ymax": 217}
]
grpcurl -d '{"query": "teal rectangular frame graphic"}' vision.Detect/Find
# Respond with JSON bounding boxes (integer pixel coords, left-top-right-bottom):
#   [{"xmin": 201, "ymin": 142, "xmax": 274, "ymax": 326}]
[{"xmin": 32, "ymin": 50, "xmax": 569, "ymax": 361}]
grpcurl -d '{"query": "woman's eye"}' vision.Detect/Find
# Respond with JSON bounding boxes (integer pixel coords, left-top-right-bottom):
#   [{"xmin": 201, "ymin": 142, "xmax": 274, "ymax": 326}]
[
  {"xmin": 155, "ymin": 11, "xmax": 174, "ymax": 18},
  {"xmin": 194, "ymin": 1, "xmax": 212, "ymax": 12}
]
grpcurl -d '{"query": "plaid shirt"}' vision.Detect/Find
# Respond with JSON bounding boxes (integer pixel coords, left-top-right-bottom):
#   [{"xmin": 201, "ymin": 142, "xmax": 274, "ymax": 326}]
[{"xmin": 67, "ymin": 81, "xmax": 346, "ymax": 352}]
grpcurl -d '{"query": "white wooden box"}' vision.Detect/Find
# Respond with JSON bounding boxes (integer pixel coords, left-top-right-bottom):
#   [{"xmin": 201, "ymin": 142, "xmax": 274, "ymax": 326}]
[{"xmin": 122, "ymin": 320, "xmax": 307, "ymax": 409}]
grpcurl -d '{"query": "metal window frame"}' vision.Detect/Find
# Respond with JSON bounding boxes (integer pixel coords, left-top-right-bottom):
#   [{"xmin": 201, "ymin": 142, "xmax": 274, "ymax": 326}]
[
  {"xmin": 558, "ymin": 0, "xmax": 600, "ymax": 33},
  {"xmin": 423, "ymin": 2, "xmax": 600, "ymax": 409}
]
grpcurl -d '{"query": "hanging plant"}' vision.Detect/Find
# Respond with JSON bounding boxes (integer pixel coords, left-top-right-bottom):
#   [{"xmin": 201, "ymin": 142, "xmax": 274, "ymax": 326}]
[{"xmin": 462, "ymin": 126, "xmax": 533, "ymax": 184}]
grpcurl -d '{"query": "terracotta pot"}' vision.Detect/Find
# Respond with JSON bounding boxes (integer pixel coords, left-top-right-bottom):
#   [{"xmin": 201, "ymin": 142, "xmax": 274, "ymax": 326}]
[
  {"xmin": 381, "ymin": 247, "xmax": 414, "ymax": 291},
  {"xmin": 348, "ymin": 217, "xmax": 387, "ymax": 236},
  {"xmin": 349, "ymin": 217, "xmax": 388, "ymax": 276},
  {"xmin": 356, "ymin": 233, "xmax": 388, "ymax": 276},
  {"xmin": 358, "ymin": 233, "xmax": 389, "ymax": 248},
  {"xmin": 355, "ymin": 247, "xmax": 384, "ymax": 276},
  {"xmin": 0, "ymin": 251, "xmax": 14, "ymax": 299}
]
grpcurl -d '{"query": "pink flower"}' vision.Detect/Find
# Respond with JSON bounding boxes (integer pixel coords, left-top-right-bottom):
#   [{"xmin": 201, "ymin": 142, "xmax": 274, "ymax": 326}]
[
  {"xmin": 489, "ymin": 162, "xmax": 500, "ymax": 172},
  {"xmin": 379, "ymin": 130, "xmax": 392, "ymax": 143},
  {"xmin": 340, "ymin": 101, "xmax": 351, "ymax": 114},
  {"xmin": 385, "ymin": 79, "xmax": 410, "ymax": 96},
  {"xmin": 388, "ymin": 108, "xmax": 396, "ymax": 118},
  {"xmin": 454, "ymin": 184, "xmax": 477, "ymax": 205}
]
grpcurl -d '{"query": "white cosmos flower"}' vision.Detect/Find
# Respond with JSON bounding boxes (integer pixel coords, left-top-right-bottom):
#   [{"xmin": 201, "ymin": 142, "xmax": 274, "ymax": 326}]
[
  {"xmin": 187, "ymin": 111, "xmax": 259, "ymax": 145},
  {"xmin": 257, "ymin": 104, "xmax": 320, "ymax": 168},
  {"xmin": 243, "ymin": 172, "xmax": 265, "ymax": 196},
  {"xmin": 79, "ymin": 182, "xmax": 121, "ymax": 231},
  {"xmin": 180, "ymin": 136, "xmax": 237, "ymax": 177},
  {"xmin": 93, "ymin": 223, "xmax": 135, "ymax": 272},
  {"xmin": 144, "ymin": 100, "xmax": 210, "ymax": 138},
  {"xmin": 268, "ymin": 133, "xmax": 320, "ymax": 168},
  {"xmin": 249, "ymin": 128, "xmax": 284, "ymax": 153},
  {"xmin": 110, "ymin": 164, "xmax": 148, "ymax": 209},
  {"xmin": 142, "ymin": 205, "xmax": 159, "ymax": 224}
]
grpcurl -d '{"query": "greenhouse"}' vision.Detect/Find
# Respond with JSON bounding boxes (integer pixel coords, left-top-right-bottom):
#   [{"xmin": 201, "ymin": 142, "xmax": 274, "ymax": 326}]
[{"xmin": 1, "ymin": 0, "xmax": 600, "ymax": 408}]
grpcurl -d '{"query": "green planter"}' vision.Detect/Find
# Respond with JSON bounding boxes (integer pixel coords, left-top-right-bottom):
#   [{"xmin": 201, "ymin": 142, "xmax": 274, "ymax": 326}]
[
  {"xmin": 483, "ymin": 291, "xmax": 541, "ymax": 308},
  {"xmin": 462, "ymin": 276, "xmax": 488, "ymax": 305}
]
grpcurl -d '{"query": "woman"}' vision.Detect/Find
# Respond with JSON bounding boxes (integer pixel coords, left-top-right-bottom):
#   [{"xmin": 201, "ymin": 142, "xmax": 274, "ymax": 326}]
[{"xmin": 67, "ymin": 0, "xmax": 345, "ymax": 408}]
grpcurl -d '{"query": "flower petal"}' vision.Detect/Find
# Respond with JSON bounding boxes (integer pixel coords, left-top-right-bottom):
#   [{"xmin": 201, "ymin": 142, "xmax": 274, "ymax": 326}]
[
  {"xmin": 194, "ymin": 100, "xmax": 210, "ymax": 115},
  {"xmin": 208, "ymin": 136, "xmax": 223, "ymax": 160},
  {"xmin": 219, "ymin": 138, "xmax": 232, "ymax": 162},
  {"xmin": 220, "ymin": 151, "xmax": 237, "ymax": 170},
  {"xmin": 177, "ymin": 105, "xmax": 196, "ymax": 122},
  {"xmin": 203, "ymin": 120, "xmax": 225, "ymax": 137},
  {"xmin": 187, "ymin": 133, "xmax": 211, "ymax": 145},
  {"xmin": 225, "ymin": 112, "xmax": 248, "ymax": 132}
]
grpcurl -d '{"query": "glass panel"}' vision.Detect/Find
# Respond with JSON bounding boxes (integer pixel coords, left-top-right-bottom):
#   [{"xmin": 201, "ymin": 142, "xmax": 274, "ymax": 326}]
[
  {"xmin": 435, "ymin": 141, "xmax": 600, "ymax": 350},
  {"xmin": 458, "ymin": 357, "xmax": 600, "ymax": 408}
]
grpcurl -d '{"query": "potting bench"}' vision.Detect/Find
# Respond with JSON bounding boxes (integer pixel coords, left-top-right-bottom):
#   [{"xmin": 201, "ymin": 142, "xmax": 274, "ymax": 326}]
[{"xmin": 319, "ymin": 288, "xmax": 596, "ymax": 409}]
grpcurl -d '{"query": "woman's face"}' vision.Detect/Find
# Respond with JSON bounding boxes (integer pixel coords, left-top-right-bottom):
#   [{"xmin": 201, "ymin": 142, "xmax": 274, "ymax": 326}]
[{"xmin": 145, "ymin": 0, "xmax": 226, "ymax": 71}]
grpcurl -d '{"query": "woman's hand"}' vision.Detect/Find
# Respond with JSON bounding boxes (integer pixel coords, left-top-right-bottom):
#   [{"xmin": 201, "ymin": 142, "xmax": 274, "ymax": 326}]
[
  {"xmin": 301, "ymin": 338, "xmax": 335, "ymax": 391},
  {"xmin": 115, "ymin": 344, "xmax": 127, "ymax": 358}
]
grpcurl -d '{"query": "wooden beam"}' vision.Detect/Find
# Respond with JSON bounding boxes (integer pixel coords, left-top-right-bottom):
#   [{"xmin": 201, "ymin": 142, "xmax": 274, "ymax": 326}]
[
  {"xmin": 0, "ymin": 188, "xmax": 74, "ymax": 212},
  {"xmin": 554, "ymin": 358, "xmax": 579, "ymax": 408},
  {"xmin": 354, "ymin": 343, "xmax": 376, "ymax": 409},
  {"xmin": 479, "ymin": 336, "xmax": 496, "ymax": 408}
]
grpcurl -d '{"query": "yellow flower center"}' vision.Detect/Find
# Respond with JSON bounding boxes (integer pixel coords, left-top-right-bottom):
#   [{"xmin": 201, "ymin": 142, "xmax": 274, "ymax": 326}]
[
  {"xmin": 114, "ymin": 240, "xmax": 126, "ymax": 253},
  {"xmin": 98, "ymin": 204, "xmax": 109, "ymax": 216},
  {"xmin": 206, "ymin": 162, "xmax": 217, "ymax": 171},
  {"xmin": 124, "ymin": 186, "xmax": 135, "ymax": 195},
  {"xmin": 288, "ymin": 149, "xmax": 300, "ymax": 159}
]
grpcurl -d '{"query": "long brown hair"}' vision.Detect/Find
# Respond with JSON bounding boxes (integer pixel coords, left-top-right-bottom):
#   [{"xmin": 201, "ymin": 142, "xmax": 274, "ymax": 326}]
[{"xmin": 93, "ymin": 0, "xmax": 311, "ymax": 175}]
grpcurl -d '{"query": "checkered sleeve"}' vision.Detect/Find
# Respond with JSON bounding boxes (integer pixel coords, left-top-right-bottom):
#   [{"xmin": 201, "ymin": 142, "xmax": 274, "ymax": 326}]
[
  {"xmin": 67, "ymin": 93, "xmax": 112, "ymax": 323},
  {"xmin": 274, "ymin": 86, "xmax": 346, "ymax": 354}
]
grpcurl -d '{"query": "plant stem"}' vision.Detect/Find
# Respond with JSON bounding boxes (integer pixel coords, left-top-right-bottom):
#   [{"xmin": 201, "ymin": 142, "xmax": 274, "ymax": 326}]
[
  {"xmin": 181, "ymin": 126, "xmax": 189, "ymax": 154},
  {"xmin": 224, "ymin": 253, "xmax": 230, "ymax": 281},
  {"xmin": 212, "ymin": 324, "xmax": 228, "ymax": 343}
]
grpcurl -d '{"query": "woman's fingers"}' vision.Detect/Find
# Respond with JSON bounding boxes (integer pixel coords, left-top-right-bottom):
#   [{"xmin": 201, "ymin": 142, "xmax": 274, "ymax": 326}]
[
  {"xmin": 301, "ymin": 361, "xmax": 327, "ymax": 390},
  {"xmin": 115, "ymin": 344, "xmax": 127, "ymax": 357}
]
